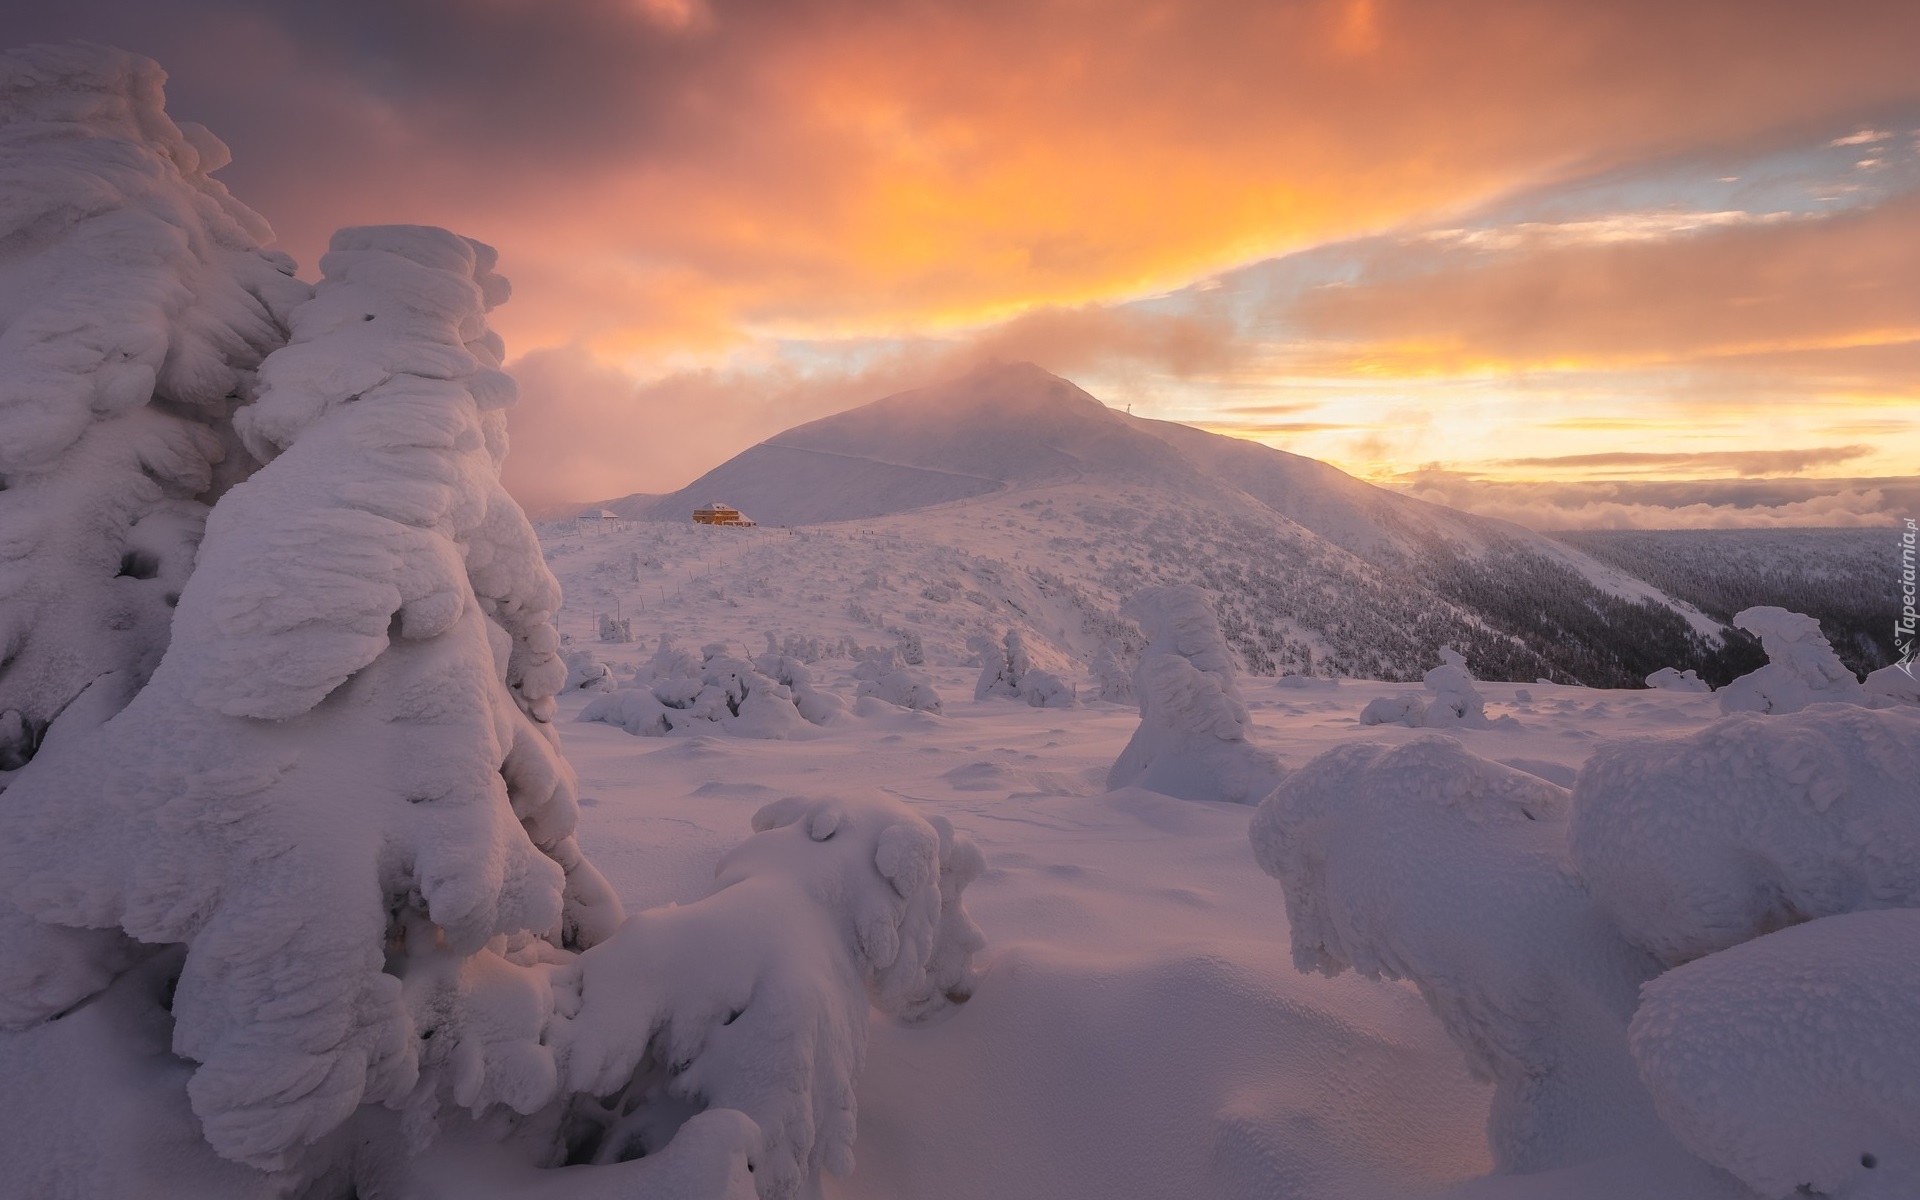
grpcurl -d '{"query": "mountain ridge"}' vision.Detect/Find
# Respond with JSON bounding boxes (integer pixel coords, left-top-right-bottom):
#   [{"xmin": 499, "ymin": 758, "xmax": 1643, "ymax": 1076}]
[{"xmin": 559, "ymin": 362, "xmax": 1744, "ymax": 685}]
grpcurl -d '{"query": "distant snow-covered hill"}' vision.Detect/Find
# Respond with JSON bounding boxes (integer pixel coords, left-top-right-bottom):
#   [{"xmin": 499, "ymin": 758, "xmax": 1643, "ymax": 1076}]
[{"xmin": 574, "ymin": 363, "xmax": 1736, "ymax": 686}]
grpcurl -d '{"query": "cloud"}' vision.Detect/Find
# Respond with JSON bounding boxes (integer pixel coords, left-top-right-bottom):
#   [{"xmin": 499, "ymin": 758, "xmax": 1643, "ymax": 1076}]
[
  {"xmin": 1488, "ymin": 445, "xmax": 1874, "ymax": 476},
  {"xmin": 1391, "ymin": 472, "xmax": 1917, "ymax": 530},
  {"xmin": 1289, "ymin": 190, "xmax": 1920, "ymax": 370},
  {"xmin": 10, "ymin": 0, "xmax": 1920, "ymax": 356}
]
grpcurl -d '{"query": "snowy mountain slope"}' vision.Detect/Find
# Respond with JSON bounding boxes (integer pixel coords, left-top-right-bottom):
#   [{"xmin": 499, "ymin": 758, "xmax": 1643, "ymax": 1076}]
[{"xmin": 575, "ymin": 363, "xmax": 1729, "ymax": 685}]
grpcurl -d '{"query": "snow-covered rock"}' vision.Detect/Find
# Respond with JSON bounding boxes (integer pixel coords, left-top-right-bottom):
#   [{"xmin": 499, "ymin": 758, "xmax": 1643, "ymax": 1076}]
[
  {"xmin": 1629, "ymin": 909, "xmax": 1920, "ymax": 1200},
  {"xmin": 0, "ymin": 44, "xmax": 310, "ymax": 780},
  {"xmin": 1717, "ymin": 605, "xmax": 1863, "ymax": 714},
  {"xmin": 1107, "ymin": 586, "xmax": 1284, "ymax": 804},
  {"xmin": 1251, "ymin": 737, "xmax": 1667, "ymax": 1174},
  {"xmin": 0, "ymin": 222, "xmax": 623, "ymax": 1176},
  {"xmin": 1644, "ymin": 667, "xmax": 1711, "ymax": 693},
  {"xmin": 1570, "ymin": 705, "xmax": 1920, "ymax": 966},
  {"xmin": 555, "ymin": 792, "xmax": 985, "ymax": 1200}
]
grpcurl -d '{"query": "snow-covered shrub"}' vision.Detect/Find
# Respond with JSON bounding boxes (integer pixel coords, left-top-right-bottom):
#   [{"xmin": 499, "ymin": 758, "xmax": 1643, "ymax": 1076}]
[
  {"xmin": 896, "ymin": 628, "xmax": 924, "ymax": 666},
  {"xmin": 1419, "ymin": 647, "xmax": 1489, "ymax": 727},
  {"xmin": 1644, "ymin": 666, "xmax": 1711, "ymax": 693},
  {"xmin": 971, "ymin": 628, "xmax": 1074, "ymax": 708},
  {"xmin": 1356, "ymin": 649, "xmax": 1497, "ymax": 728},
  {"xmin": 580, "ymin": 644, "xmax": 840, "ymax": 739},
  {"xmin": 1717, "ymin": 605, "xmax": 1862, "ymax": 714},
  {"xmin": 1569, "ymin": 704, "xmax": 1920, "ymax": 967},
  {"xmin": 1108, "ymin": 586, "xmax": 1283, "ymax": 804},
  {"xmin": 1358, "ymin": 693, "xmax": 1427, "ymax": 727},
  {"xmin": 553, "ymin": 792, "xmax": 985, "ymax": 1199},
  {"xmin": 643, "ymin": 633, "xmax": 702, "ymax": 682},
  {"xmin": 1251, "ymin": 737, "xmax": 1667, "ymax": 1173},
  {"xmin": 1090, "ymin": 637, "xmax": 1134, "ymax": 704},
  {"xmin": 563, "ymin": 649, "xmax": 615, "ymax": 693},
  {"xmin": 1629, "ymin": 909, "xmax": 1920, "ymax": 1199},
  {"xmin": 0, "ymin": 223, "xmax": 623, "ymax": 1173},
  {"xmin": 0, "ymin": 44, "xmax": 310, "ymax": 779},
  {"xmin": 757, "ymin": 651, "xmax": 847, "ymax": 724},
  {"xmin": 597, "ymin": 613, "xmax": 633, "ymax": 643},
  {"xmin": 855, "ymin": 668, "xmax": 944, "ymax": 714}
]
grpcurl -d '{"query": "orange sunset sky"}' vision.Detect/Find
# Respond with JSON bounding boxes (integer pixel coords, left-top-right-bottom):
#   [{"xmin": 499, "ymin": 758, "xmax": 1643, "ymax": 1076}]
[{"xmin": 15, "ymin": 0, "xmax": 1920, "ymax": 524}]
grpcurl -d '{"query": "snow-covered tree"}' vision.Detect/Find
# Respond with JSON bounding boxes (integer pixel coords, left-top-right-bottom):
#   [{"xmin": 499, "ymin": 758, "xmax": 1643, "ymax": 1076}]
[
  {"xmin": 1716, "ymin": 605, "xmax": 1862, "ymax": 714},
  {"xmin": 1108, "ymin": 586, "xmax": 1283, "ymax": 803},
  {"xmin": 1357, "ymin": 647, "xmax": 1492, "ymax": 728},
  {"xmin": 1569, "ymin": 704, "xmax": 1920, "ymax": 967},
  {"xmin": 1089, "ymin": 637, "xmax": 1134, "ymax": 704},
  {"xmin": 0, "ymin": 44, "xmax": 309, "ymax": 779},
  {"xmin": 0, "ymin": 51, "xmax": 990, "ymax": 1198},
  {"xmin": 0, "ymin": 222, "xmax": 622, "ymax": 1173},
  {"xmin": 971, "ymin": 628, "xmax": 1074, "ymax": 708},
  {"xmin": 1251, "ymin": 737, "xmax": 1669, "ymax": 1173}
]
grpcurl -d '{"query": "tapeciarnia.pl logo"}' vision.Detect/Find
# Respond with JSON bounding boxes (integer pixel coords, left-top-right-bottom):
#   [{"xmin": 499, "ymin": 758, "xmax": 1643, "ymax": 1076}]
[{"xmin": 1899, "ymin": 518, "xmax": 1917, "ymax": 678}]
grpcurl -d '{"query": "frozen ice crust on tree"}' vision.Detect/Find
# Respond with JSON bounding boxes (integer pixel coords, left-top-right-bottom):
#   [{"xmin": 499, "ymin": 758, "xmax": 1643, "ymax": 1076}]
[
  {"xmin": 1107, "ymin": 585, "xmax": 1283, "ymax": 803},
  {"xmin": 1629, "ymin": 909, "xmax": 1920, "ymax": 1200},
  {"xmin": 1717, "ymin": 605, "xmax": 1863, "ymax": 714},
  {"xmin": 0, "ymin": 223, "xmax": 621, "ymax": 1171},
  {"xmin": 0, "ymin": 43, "xmax": 309, "ymax": 777},
  {"xmin": 1569, "ymin": 704, "xmax": 1920, "ymax": 967},
  {"xmin": 553, "ymin": 791, "xmax": 986, "ymax": 1200},
  {"xmin": 1251, "ymin": 737, "xmax": 1667, "ymax": 1173}
]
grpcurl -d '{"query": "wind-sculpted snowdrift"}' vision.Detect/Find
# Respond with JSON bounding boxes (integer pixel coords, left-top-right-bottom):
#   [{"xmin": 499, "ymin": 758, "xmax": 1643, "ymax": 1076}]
[{"xmin": 1108, "ymin": 585, "xmax": 1285, "ymax": 803}]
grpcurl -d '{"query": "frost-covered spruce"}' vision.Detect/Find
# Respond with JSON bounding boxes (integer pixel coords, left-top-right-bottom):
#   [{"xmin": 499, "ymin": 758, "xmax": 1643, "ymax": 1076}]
[
  {"xmin": 0, "ymin": 225, "xmax": 621, "ymax": 1172},
  {"xmin": 971, "ymin": 628, "xmax": 1073, "ymax": 709},
  {"xmin": 1717, "ymin": 605, "xmax": 1862, "ymax": 714},
  {"xmin": 0, "ymin": 45, "xmax": 309, "ymax": 777},
  {"xmin": 1569, "ymin": 704, "xmax": 1920, "ymax": 966},
  {"xmin": 1108, "ymin": 585, "xmax": 1283, "ymax": 803},
  {"xmin": 1629, "ymin": 909, "xmax": 1920, "ymax": 1200},
  {"xmin": 1251, "ymin": 738, "xmax": 1668, "ymax": 1173}
]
